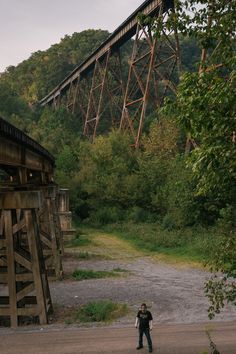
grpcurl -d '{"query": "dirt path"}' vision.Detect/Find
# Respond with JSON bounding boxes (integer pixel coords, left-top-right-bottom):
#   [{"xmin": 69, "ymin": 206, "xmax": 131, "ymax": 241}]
[
  {"xmin": 49, "ymin": 229, "xmax": 235, "ymax": 325},
  {"xmin": 1, "ymin": 322, "xmax": 236, "ymax": 354}
]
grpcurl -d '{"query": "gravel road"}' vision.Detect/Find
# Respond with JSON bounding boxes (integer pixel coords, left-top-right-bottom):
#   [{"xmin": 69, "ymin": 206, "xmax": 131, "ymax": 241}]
[{"xmin": 49, "ymin": 230, "xmax": 235, "ymax": 325}]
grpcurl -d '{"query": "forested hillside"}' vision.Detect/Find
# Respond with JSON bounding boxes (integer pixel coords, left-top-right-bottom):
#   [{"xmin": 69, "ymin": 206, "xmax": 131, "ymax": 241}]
[{"xmin": 0, "ymin": 0, "xmax": 235, "ymax": 318}]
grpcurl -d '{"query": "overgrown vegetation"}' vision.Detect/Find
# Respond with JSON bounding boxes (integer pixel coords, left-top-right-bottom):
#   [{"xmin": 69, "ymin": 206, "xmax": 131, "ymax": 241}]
[
  {"xmin": 76, "ymin": 251, "xmax": 110, "ymax": 260},
  {"xmin": 75, "ymin": 301, "xmax": 128, "ymax": 323},
  {"xmin": 72, "ymin": 268, "xmax": 125, "ymax": 281},
  {"xmin": 102, "ymin": 223, "xmax": 221, "ymax": 264},
  {"xmin": 69, "ymin": 232, "xmax": 92, "ymax": 247}
]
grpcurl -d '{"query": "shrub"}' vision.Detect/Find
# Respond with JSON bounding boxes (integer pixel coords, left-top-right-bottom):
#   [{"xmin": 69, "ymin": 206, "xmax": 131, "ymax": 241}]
[
  {"xmin": 90, "ymin": 207, "xmax": 122, "ymax": 224},
  {"xmin": 72, "ymin": 269, "xmax": 120, "ymax": 281},
  {"xmin": 69, "ymin": 233, "xmax": 91, "ymax": 247},
  {"xmin": 76, "ymin": 301, "xmax": 128, "ymax": 322}
]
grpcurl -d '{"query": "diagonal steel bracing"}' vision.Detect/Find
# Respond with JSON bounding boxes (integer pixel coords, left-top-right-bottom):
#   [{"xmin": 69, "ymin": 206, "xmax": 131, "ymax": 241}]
[
  {"xmin": 120, "ymin": 2, "xmax": 180, "ymax": 148},
  {"xmin": 40, "ymin": 0, "xmax": 180, "ymax": 146}
]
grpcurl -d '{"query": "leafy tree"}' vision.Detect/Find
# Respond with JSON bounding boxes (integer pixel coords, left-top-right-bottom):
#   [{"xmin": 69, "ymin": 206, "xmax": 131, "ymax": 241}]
[
  {"xmin": 160, "ymin": 0, "xmax": 236, "ymax": 316},
  {"xmin": 205, "ymin": 207, "xmax": 236, "ymax": 319},
  {"xmin": 76, "ymin": 131, "xmax": 139, "ymax": 215}
]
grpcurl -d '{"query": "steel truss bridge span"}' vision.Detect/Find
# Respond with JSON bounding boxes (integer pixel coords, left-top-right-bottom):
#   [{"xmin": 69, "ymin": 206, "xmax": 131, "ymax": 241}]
[{"xmin": 40, "ymin": 0, "xmax": 179, "ymax": 147}]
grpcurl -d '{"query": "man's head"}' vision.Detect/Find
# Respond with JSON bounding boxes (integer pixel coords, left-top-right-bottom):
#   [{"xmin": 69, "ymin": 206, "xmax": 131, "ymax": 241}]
[{"xmin": 141, "ymin": 303, "xmax": 147, "ymax": 312}]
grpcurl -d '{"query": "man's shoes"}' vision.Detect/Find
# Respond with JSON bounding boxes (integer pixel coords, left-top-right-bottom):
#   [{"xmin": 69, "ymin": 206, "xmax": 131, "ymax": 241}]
[
  {"xmin": 136, "ymin": 345, "xmax": 143, "ymax": 350},
  {"xmin": 148, "ymin": 349, "xmax": 153, "ymax": 353}
]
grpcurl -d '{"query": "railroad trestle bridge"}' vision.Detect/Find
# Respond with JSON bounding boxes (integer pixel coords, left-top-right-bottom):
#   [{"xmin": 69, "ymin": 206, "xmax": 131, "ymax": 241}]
[
  {"xmin": 40, "ymin": 0, "xmax": 180, "ymax": 148},
  {"xmin": 0, "ymin": 117, "xmax": 74, "ymax": 326}
]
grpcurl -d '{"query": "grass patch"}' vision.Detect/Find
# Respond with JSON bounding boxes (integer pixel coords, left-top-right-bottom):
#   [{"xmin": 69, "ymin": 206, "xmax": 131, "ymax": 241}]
[
  {"xmin": 100, "ymin": 222, "xmax": 223, "ymax": 264},
  {"xmin": 69, "ymin": 232, "xmax": 92, "ymax": 247},
  {"xmin": 113, "ymin": 267, "xmax": 129, "ymax": 273},
  {"xmin": 76, "ymin": 300, "xmax": 128, "ymax": 322},
  {"xmin": 72, "ymin": 268, "xmax": 123, "ymax": 281},
  {"xmin": 76, "ymin": 251, "xmax": 110, "ymax": 260}
]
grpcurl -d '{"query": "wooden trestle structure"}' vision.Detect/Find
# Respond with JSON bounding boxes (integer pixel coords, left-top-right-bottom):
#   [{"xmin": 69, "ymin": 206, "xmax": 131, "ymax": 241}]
[
  {"xmin": 0, "ymin": 117, "xmax": 64, "ymax": 326},
  {"xmin": 40, "ymin": 0, "xmax": 180, "ymax": 148}
]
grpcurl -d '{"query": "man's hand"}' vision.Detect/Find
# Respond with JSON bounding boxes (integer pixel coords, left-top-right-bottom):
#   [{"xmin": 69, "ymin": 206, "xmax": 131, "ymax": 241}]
[{"xmin": 149, "ymin": 327, "xmax": 153, "ymax": 331}]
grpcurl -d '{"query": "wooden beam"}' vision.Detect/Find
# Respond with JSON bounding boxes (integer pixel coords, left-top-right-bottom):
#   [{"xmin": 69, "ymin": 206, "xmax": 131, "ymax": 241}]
[
  {"xmin": 5, "ymin": 210, "xmax": 18, "ymax": 327},
  {"xmin": 16, "ymin": 283, "xmax": 35, "ymax": 302},
  {"xmin": 0, "ymin": 191, "xmax": 43, "ymax": 210}
]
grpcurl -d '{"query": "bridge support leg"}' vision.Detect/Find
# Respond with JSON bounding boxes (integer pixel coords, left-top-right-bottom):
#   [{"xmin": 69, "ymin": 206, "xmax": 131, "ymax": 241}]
[
  {"xmin": 84, "ymin": 50, "xmax": 111, "ymax": 139},
  {"xmin": 105, "ymin": 50, "xmax": 125, "ymax": 130},
  {"xmin": 120, "ymin": 1, "xmax": 180, "ymax": 148},
  {"xmin": 58, "ymin": 189, "xmax": 76, "ymax": 242},
  {"xmin": 0, "ymin": 191, "xmax": 52, "ymax": 327},
  {"xmin": 39, "ymin": 185, "xmax": 63, "ymax": 279}
]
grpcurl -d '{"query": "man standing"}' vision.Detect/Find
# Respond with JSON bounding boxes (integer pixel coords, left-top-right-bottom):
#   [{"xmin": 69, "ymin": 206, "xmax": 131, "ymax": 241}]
[{"xmin": 135, "ymin": 303, "xmax": 153, "ymax": 353}]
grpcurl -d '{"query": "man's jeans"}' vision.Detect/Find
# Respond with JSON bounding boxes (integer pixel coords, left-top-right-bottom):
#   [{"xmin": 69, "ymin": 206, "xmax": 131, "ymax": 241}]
[{"xmin": 139, "ymin": 328, "xmax": 152, "ymax": 349}]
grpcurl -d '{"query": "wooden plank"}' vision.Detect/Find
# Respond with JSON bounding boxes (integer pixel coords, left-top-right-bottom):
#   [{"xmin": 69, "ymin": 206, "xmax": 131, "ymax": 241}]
[
  {"xmin": 0, "ymin": 191, "xmax": 42, "ymax": 210},
  {"xmin": 0, "ymin": 240, "xmax": 6, "ymax": 247},
  {"xmin": 5, "ymin": 210, "xmax": 18, "ymax": 327},
  {"xmin": 0, "ymin": 307, "xmax": 11, "ymax": 315},
  {"xmin": 14, "ymin": 252, "xmax": 32, "ymax": 271},
  {"xmin": 0, "ymin": 211, "xmax": 4, "ymax": 235},
  {"xmin": 40, "ymin": 233, "xmax": 52, "ymax": 249},
  {"xmin": 17, "ymin": 307, "xmax": 39, "ymax": 316},
  {"xmin": 0, "ymin": 274, "xmax": 7, "ymax": 282},
  {"xmin": 25, "ymin": 209, "xmax": 48, "ymax": 324},
  {"xmin": 16, "ymin": 283, "xmax": 35, "ymax": 302},
  {"xmin": 0, "ymin": 258, "xmax": 7, "ymax": 266},
  {"xmin": 15, "ymin": 273, "xmax": 34, "ymax": 282},
  {"xmin": 47, "ymin": 199, "xmax": 60, "ymax": 277},
  {"xmin": 12, "ymin": 218, "xmax": 26, "ymax": 234}
]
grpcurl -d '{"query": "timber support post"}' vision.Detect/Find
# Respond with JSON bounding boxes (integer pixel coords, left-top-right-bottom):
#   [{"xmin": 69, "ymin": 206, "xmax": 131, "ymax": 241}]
[
  {"xmin": 39, "ymin": 185, "xmax": 63, "ymax": 279},
  {"xmin": 58, "ymin": 189, "xmax": 76, "ymax": 242},
  {"xmin": 0, "ymin": 191, "xmax": 52, "ymax": 327}
]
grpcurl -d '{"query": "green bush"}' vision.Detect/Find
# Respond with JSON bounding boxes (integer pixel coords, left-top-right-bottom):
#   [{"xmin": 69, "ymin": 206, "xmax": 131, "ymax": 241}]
[
  {"xmin": 70, "ymin": 233, "xmax": 91, "ymax": 247},
  {"xmin": 76, "ymin": 252, "xmax": 109, "ymax": 260},
  {"xmin": 72, "ymin": 269, "xmax": 120, "ymax": 281},
  {"xmin": 76, "ymin": 301, "xmax": 128, "ymax": 322},
  {"xmin": 103, "ymin": 222, "xmax": 227, "ymax": 263},
  {"xmin": 126, "ymin": 206, "xmax": 155, "ymax": 223},
  {"xmin": 90, "ymin": 207, "xmax": 123, "ymax": 224},
  {"xmin": 161, "ymin": 156, "xmax": 198, "ymax": 228}
]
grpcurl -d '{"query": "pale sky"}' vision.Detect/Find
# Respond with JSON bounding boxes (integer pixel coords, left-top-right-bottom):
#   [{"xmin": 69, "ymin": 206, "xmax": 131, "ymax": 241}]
[{"xmin": 0, "ymin": 0, "xmax": 143, "ymax": 72}]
